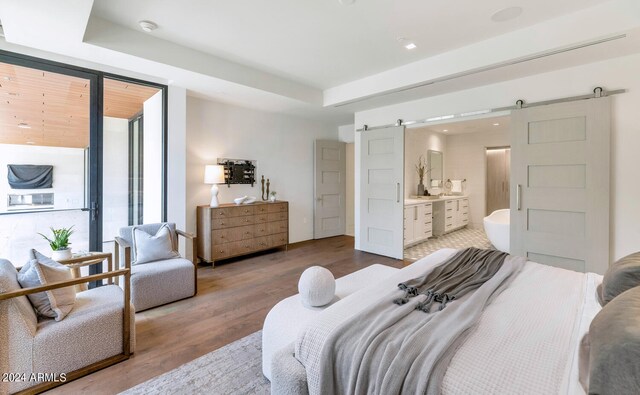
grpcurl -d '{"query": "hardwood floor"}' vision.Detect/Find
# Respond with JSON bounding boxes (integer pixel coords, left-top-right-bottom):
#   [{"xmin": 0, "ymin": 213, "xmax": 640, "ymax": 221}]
[{"xmin": 48, "ymin": 236, "xmax": 404, "ymax": 394}]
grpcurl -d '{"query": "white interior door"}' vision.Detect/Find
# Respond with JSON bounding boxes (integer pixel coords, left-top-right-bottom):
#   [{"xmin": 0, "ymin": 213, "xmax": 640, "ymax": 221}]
[
  {"xmin": 510, "ymin": 97, "xmax": 610, "ymax": 274},
  {"xmin": 314, "ymin": 140, "xmax": 346, "ymax": 239},
  {"xmin": 359, "ymin": 126, "xmax": 404, "ymax": 259}
]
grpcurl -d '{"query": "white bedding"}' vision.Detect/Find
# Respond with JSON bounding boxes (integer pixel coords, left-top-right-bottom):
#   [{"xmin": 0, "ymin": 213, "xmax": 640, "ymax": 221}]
[{"xmin": 295, "ymin": 249, "xmax": 602, "ymax": 395}]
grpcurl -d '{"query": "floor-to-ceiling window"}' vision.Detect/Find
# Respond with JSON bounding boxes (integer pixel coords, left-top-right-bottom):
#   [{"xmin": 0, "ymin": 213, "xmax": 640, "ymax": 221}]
[{"xmin": 0, "ymin": 51, "xmax": 167, "ymax": 279}]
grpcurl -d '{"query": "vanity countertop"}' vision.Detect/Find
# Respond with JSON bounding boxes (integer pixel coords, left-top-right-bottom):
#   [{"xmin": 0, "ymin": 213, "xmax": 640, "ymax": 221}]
[{"xmin": 404, "ymin": 195, "xmax": 467, "ymax": 205}]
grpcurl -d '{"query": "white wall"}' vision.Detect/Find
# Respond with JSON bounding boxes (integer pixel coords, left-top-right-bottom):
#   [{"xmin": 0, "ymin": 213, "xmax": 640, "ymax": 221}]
[
  {"xmin": 355, "ymin": 53, "xmax": 640, "ymax": 261},
  {"xmin": 0, "ymin": 144, "xmax": 89, "ymax": 265},
  {"xmin": 186, "ymin": 97, "xmax": 338, "ymax": 243},
  {"xmin": 143, "ymin": 90, "xmax": 164, "ymax": 224},
  {"xmin": 102, "ymin": 117, "xmax": 129, "ymax": 242},
  {"xmin": 0, "ymin": 144, "xmax": 85, "ymax": 212},
  {"xmin": 167, "ymin": 86, "xmax": 188, "ymax": 254},
  {"xmin": 404, "ymin": 128, "xmax": 446, "ymax": 198},
  {"xmin": 345, "ymin": 143, "xmax": 355, "ymax": 236},
  {"xmin": 444, "ymin": 129, "xmax": 509, "ymax": 229}
]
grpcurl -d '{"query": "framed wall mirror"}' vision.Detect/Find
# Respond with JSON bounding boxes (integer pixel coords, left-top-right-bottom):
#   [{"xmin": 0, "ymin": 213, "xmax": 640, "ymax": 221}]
[{"xmin": 428, "ymin": 150, "xmax": 443, "ymax": 187}]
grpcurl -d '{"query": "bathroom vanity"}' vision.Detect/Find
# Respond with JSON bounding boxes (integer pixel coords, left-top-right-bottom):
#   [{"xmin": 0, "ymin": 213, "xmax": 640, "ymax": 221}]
[
  {"xmin": 403, "ymin": 199, "xmax": 433, "ymax": 247},
  {"xmin": 404, "ymin": 195, "xmax": 469, "ymax": 246},
  {"xmin": 432, "ymin": 196, "xmax": 469, "ymax": 236}
]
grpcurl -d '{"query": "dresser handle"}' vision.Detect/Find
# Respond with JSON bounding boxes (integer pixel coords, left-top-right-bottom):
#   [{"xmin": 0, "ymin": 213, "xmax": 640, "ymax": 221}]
[
  {"xmin": 245, "ymin": 245, "xmax": 250, "ymax": 248},
  {"xmin": 244, "ymin": 219, "xmax": 250, "ymax": 223},
  {"xmin": 219, "ymin": 250, "xmax": 224, "ymax": 253},
  {"xmin": 245, "ymin": 232, "xmax": 251, "ymax": 235},
  {"xmin": 220, "ymin": 222, "xmax": 225, "ymax": 226}
]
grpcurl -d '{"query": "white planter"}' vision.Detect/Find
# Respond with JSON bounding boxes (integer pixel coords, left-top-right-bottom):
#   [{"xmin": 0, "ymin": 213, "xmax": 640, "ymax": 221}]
[
  {"xmin": 52, "ymin": 249, "xmax": 72, "ymax": 261},
  {"xmin": 269, "ymin": 195, "xmax": 277, "ymax": 202}
]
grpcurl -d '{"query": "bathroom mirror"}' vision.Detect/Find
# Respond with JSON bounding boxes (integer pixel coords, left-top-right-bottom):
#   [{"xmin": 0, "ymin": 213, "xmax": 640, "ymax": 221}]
[{"xmin": 428, "ymin": 150, "xmax": 443, "ymax": 187}]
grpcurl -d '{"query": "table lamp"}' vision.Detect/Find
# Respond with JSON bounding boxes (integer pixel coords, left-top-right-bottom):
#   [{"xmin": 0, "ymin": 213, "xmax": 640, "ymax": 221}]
[{"xmin": 204, "ymin": 165, "xmax": 225, "ymax": 207}]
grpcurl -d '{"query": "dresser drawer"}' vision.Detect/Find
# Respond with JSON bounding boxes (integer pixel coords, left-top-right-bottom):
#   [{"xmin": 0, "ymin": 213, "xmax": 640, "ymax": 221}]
[
  {"xmin": 229, "ymin": 240, "xmax": 255, "ymax": 256},
  {"xmin": 229, "ymin": 205, "xmax": 255, "ymax": 217},
  {"xmin": 212, "ymin": 243, "xmax": 232, "ymax": 260},
  {"xmin": 269, "ymin": 233, "xmax": 288, "ymax": 247},
  {"xmin": 254, "ymin": 236, "xmax": 270, "ymax": 250},
  {"xmin": 255, "ymin": 204, "xmax": 269, "ymax": 214},
  {"xmin": 267, "ymin": 220, "xmax": 288, "ymax": 235},
  {"xmin": 267, "ymin": 203, "xmax": 288, "ymax": 213},
  {"xmin": 267, "ymin": 211, "xmax": 288, "ymax": 222},
  {"xmin": 210, "ymin": 207, "xmax": 235, "ymax": 219},
  {"xmin": 212, "ymin": 225, "xmax": 254, "ymax": 244},
  {"xmin": 255, "ymin": 222, "xmax": 269, "ymax": 236},
  {"xmin": 212, "ymin": 215, "xmax": 255, "ymax": 229}
]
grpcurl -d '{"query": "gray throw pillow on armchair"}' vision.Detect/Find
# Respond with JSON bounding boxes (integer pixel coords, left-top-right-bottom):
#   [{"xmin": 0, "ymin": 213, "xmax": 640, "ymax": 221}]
[
  {"xmin": 132, "ymin": 224, "xmax": 179, "ymax": 265},
  {"xmin": 17, "ymin": 249, "xmax": 76, "ymax": 321},
  {"xmin": 599, "ymin": 251, "xmax": 640, "ymax": 306}
]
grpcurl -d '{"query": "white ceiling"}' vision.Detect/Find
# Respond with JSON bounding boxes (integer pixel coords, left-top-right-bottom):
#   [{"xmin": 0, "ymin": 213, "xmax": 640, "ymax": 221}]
[
  {"xmin": 91, "ymin": 0, "xmax": 612, "ymax": 89},
  {"xmin": 414, "ymin": 115, "xmax": 511, "ymax": 136}
]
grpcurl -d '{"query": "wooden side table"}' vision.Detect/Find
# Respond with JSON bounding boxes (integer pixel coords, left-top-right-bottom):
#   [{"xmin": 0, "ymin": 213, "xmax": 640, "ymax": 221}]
[{"xmin": 58, "ymin": 252, "xmax": 114, "ymax": 292}]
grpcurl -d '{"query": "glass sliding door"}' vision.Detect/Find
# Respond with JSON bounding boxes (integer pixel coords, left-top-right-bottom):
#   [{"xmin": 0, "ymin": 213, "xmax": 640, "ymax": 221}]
[
  {"xmin": 0, "ymin": 54, "xmax": 99, "ymax": 267},
  {"xmin": 102, "ymin": 77, "xmax": 163, "ymax": 257},
  {"xmin": 0, "ymin": 50, "xmax": 168, "ymax": 285}
]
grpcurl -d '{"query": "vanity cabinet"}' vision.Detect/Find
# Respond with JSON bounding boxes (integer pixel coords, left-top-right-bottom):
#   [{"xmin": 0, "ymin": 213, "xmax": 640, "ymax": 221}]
[
  {"xmin": 404, "ymin": 202, "xmax": 433, "ymax": 247},
  {"xmin": 433, "ymin": 197, "xmax": 469, "ymax": 236}
]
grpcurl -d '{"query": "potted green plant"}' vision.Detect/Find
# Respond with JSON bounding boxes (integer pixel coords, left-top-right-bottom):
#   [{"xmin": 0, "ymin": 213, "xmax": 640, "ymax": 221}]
[
  {"xmin": 38, "ymin": 226, "xmax": 74, "ymax": 261},
  {"xmin": 269, "ymin": 190, "xmax": 277, "ymax": 202}
]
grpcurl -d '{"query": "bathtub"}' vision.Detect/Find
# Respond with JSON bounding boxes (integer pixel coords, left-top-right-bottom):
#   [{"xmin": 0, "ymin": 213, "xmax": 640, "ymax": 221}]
[{"xmin": 483, "ymin": 209, "xmax": 510, "ymax": 253}]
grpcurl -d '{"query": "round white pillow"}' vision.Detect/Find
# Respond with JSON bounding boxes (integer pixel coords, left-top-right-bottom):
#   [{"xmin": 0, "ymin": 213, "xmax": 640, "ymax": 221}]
[{"xmin": 298, "ymin": 266, "xmax": 336, "ymax": 307}]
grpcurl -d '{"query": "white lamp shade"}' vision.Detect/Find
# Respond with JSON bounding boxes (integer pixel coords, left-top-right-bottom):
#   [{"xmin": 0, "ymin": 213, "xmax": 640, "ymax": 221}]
[{"xmin": 204, "ymin": 165, "xmax": 225, "ymax": 184}]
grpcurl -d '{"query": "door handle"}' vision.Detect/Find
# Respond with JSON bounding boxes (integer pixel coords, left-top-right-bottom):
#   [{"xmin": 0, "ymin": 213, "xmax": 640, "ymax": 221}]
[
  {"xmin": 316, "ymin": 197, "xmax": 322, "ymax": 202},
  {"xmin": 82, "ymin": 201, "xmax": 99, "ymax": 221},
  {"xmin": 517, "ymin": 184, "xmax": 522, "ymax": 211},
  {"xmin": 396, "ymin": 183, "xmax": 400, "ymax": 203},
  {"xmin": 414, "ymin": 206, "xmax": 417, "ymax": 221}
]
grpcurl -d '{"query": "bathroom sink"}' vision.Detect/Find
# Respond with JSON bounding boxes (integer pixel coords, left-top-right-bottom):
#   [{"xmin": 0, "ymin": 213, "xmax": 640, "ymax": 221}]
[{"xmin": 409, "ymin": 195, "xmax": 441, "ymax": 200}]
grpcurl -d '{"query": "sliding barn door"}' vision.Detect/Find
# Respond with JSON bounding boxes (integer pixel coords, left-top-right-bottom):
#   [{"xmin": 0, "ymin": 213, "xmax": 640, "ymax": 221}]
[
  {"xmin": 510, "ymin": 98, "xmax": 610, "ymax": 274},
  {"xmin": 314, "ymin": 140, "xmax": 346, "ymax": 239},
  {"xmin": 359, "ymin": 126, "xmax": 404, "ymax": 259}
]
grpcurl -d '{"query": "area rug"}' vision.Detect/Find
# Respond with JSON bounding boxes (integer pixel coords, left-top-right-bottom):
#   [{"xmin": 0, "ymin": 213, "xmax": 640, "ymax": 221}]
[{"xmin": 120, "ymin": 331, "xmax": 269, "ymax": 395}]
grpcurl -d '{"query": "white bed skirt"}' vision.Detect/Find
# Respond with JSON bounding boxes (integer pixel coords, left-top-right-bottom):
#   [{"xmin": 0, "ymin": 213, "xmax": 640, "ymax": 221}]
[{"xmin": 295, "ymin": 249, "xmax": 602, "ymax": 395}]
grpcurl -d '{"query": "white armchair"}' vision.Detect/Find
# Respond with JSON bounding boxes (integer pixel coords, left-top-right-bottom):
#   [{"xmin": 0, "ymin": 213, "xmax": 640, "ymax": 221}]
[
  {"xmin": 115, "ymin": 222, "xmax": 197, "ymax": 312},
  {"xmin": 0, "ymin": 256, "xmax": 134, "ymax": 395}
]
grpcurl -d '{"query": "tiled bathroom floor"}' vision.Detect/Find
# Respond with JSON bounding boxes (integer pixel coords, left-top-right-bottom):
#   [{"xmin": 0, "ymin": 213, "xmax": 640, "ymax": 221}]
[{"xmin": 404, "ymin": 227, "xmax": 493, "ymax": 262}]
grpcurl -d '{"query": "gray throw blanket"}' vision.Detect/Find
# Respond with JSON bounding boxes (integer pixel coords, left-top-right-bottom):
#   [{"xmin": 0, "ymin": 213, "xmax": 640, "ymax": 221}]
[{"xmin": 317, "ymin": 248, "xmax": 526, "ymax": 395}]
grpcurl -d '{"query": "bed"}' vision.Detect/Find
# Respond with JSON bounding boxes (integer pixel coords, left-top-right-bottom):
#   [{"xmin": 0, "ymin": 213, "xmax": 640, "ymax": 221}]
[{"xmin": 266, "ymin": 248, "xmax": 603, "ymax": 395}]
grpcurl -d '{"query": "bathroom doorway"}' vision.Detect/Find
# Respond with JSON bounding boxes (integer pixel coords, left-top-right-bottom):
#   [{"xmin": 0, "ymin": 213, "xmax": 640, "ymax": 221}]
[
  {"xmin": 402, "ymin": 115, "xmax": 509, "ymax": 262},
  {"xmin": 485, "ymin": 147, "xmax": 511, "ymax": 215}
]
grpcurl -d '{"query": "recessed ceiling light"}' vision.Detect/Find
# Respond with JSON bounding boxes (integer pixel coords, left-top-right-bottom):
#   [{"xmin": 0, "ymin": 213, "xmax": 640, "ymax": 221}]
[
  {"xmin": 26, "ymin": 141, "xmax": 35, "ymax": 145},
  {"xmin": 138, "ymin": 20, "xmax": 158, "ymax": 32},
  {"xmin": 493, "ymin": 123, "xmax": 500, "ymax": 126},
  {"xmin": 443, "ymin": 129, "xmax": 449, "ymax": 132},
  {"xmin": 397, "ymin": 37, "xmax": 417, "ymax": 50},
  {"xmin": 18, "ymin": 123, "xmax": 30, "ymax": 129},
  {"xmin": 338, "ymin": 0, "xmax": 356, "ymax": 5},
  {"xmin": 491, "ymin": 7, "xmax": 523, "ymax": 22}
]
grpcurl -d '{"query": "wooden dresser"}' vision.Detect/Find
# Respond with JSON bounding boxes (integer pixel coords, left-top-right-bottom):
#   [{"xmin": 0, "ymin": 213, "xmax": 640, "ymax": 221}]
[{"xmin": 196, "ymin": 201, "xmax": 289, "ymax": 265}]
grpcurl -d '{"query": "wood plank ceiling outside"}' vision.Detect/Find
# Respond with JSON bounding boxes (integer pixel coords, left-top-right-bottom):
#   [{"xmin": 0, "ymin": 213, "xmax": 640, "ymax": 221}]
[{"xmin": 0, "ymin": 62, "xmax": 160, "ymax": 148}]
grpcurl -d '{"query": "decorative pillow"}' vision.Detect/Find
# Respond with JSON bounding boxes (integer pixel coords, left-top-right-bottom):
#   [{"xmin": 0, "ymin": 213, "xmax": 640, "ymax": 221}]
[
  {"xmin": 132, "ymin": 224, "xmax": 179, "ymax": 265},
  {"xmin": 581, "ymin": 286, "xmax": 640, "ymax": 394},
  {"xmin": 599, "ymin": 251, "xmax": 640, "ymax": 306},
  {"xmin": 17, "ymin": 250, "xmax": 76, "ymax": 321},
  {"xmin": 298, "ymin": 266, "xmax": 336, "ymax": 307}
]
